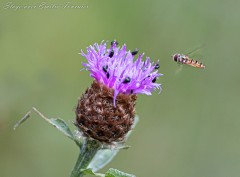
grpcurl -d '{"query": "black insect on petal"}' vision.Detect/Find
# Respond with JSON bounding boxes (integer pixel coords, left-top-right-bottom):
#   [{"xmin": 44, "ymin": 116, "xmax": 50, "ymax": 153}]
[
  {"xmin": 123, "ymin": 77, "xmax": 131, "ymax": 84},
  {"xmin": 103, "ymin": 65, "xmax": 108, "ymax": 73},
  {"xmin": 155, "ymin": 63, "xmax": 160, "ymax": 69},
  {"xmin": 106, "ymin": 72, "xmax": 110, "ymax": 78},
  {"xmin": 111, "ymin": 40, "xmax": 118, "ymax": 46},
  {"xmin": 152, "ymin": 77, "xmax": 157, "ymax": 83},
  {"xmin": 131, "ymin": 49, "xmax": 138, "ymax": 56},
  {"xmin": 109, "ymin": 50, "xmax": 114, "ymax": 58},
  {"xmin": 130, "ymin": 90, "xmax": 134, "ymax": 94}
]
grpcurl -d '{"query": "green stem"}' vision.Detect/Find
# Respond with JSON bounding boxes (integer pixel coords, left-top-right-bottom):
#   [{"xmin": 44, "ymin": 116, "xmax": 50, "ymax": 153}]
[{"xmin": 70, "ymin": 139, "xmax": 101, "ymax": 177}]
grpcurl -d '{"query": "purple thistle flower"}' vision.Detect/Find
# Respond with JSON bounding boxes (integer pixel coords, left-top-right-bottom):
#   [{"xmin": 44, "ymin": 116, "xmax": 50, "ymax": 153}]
[{"xmin": 80, "ymin": 40, "xmax": 163, "ymax": 106}]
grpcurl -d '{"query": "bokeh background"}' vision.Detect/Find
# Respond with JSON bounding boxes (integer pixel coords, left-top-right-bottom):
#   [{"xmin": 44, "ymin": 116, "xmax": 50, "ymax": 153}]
[{"xmin": 1, "ymin": 0, "xmax": 240, "ymax": 177}]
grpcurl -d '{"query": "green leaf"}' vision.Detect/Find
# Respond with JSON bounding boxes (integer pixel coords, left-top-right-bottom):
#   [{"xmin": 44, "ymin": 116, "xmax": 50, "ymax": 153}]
[
  {"xmin": 80, "ymin": 168, "xmax": 135, "ymax": 177},
  {"xmin": 14, "ymin": 107, "xmax": 81, "ymax": 147},
  {"xmin": 80, "ymin": 168, "xmax": 96, "ymax": 175},
  {"xmin": 105, "ymin": 168, "xmax": 136, "ymax": 177},
  {"xmin": 88, "ymin": 116, "xmax": 139, "ymax": 172},
  {"xmin": 13, "ymin": 110, "xmax": 31, "ymax": 130},
  {"xmin": 80, "ymin": 169, "xmax": 104, "ymax": 177},
  {"xmin": 47, "ymin": 118, "xmax": 74, "ymax": 139},
  {"xmin": 88, "ymin": 149, "xmax": 118, "ymax": 173}
]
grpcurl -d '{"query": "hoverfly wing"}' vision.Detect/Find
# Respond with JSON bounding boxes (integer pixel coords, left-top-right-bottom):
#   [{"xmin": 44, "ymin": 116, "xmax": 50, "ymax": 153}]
[
  {"xmin": 186, "ymin": 43, "xmax": 205, "ymax": 56},
  {"xmin": 172, "ymin": 44, "xmax": 206, "ymax": 69}
]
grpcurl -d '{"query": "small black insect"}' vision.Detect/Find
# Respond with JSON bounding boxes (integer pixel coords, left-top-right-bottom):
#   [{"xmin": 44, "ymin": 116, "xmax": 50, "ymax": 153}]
[
  {"xmin": 123, "ymin": 77, "xmax": 131, "ymax": 83},
  {"xmin": 111, "ymin": 40, "xmax": 118, "ymax": 46},
  {"xmin": 103, "ymin": 65, "xmax": 108, "ymax": 73},
  {"xmin": 152, "ymin": 77, "xmax": 157, "ymax": 83},
  {"xmin": 131, "ymin": 49, "xmax": 138, "ymax": 56},
  {"xmin": 155, "ymin": 63, "xmax": 160, "ymax": 69},
  {"xmin": 109, "ymin": 50, "xmax": 114, "ymax": 58}
]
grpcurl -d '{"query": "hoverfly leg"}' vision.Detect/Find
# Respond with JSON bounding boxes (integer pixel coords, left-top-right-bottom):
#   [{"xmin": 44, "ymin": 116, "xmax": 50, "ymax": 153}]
[{"xmin": 175, "ymin": 64, "xmax": 183, "ymax": 74}]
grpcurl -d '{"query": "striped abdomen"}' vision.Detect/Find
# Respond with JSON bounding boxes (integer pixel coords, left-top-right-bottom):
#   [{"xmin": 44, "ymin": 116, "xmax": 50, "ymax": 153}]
[{"xmin": 172, "ymin": 54, "xmax": 205, "ymax": 69}]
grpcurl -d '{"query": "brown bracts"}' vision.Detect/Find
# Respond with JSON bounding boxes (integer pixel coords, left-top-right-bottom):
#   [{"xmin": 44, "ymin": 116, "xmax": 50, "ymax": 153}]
[{"xmin": 75, "ymin": 81, "xmax": 137, "ymax": 144}]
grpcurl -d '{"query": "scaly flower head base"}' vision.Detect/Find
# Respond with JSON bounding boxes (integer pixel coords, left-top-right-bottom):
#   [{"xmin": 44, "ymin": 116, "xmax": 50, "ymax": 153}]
[{"xmin": 75, "ymin": 80, "xmax": 137, "ymax": 143}]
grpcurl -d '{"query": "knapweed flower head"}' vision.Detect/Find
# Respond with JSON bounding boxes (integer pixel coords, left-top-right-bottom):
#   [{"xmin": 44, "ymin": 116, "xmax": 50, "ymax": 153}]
[
  {"xmin": 81, "ymin": 40, "xmax": 163, "ymax": 106},
  {"xmin": 75, "ymin": 40, "xmax": 163, "ymax": 144}
]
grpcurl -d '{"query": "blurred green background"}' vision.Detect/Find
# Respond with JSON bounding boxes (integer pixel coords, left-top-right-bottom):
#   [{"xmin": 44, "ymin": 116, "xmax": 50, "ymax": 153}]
[{"xmin": 1, "ymin": 0, "xmax": 240, "ymax": 177}]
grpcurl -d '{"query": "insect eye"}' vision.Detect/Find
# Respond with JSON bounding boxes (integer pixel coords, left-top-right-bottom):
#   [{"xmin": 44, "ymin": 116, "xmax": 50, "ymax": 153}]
[{"xmin": 173, "ymin": 54, "xmax": 178, "ymax": 62}]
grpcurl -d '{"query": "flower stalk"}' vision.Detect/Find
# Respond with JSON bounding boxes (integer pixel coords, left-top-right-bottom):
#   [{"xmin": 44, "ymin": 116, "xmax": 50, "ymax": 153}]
[{"xmin": 70, "ymin": 139, "xmax": 101, "ymax": 177}]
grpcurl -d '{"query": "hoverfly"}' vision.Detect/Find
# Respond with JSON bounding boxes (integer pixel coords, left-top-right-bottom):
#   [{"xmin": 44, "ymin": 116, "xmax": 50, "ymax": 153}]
[{"xmin": 172, "ymin": 46, "xmax": 206, "ymax": 69}]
